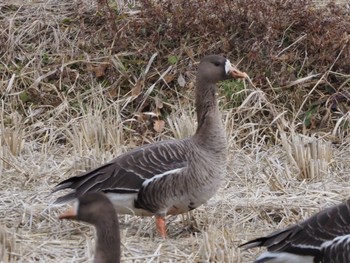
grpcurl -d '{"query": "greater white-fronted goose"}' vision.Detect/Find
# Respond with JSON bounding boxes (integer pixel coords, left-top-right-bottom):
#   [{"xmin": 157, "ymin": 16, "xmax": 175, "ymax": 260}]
[
  {"xmin": 53, "ymin": 55, "xmax": 247, "ymax": 237},
  {"xmin": 59, "ymin": 192, "xmax": 121, "ymax": 263},
  {"xmin": 240, "ymin": 199, "xmax": 350, "ymax": 263}
]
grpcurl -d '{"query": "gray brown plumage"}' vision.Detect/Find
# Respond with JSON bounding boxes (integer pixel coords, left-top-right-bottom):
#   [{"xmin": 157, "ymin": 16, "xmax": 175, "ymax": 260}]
[
  {"xmin": 240, "ymin": 199, "xmax": 350, "ymax": 263},
  {"xmin": 52, "ymin": 55, "xmax": 247, "ymax": 237},
  {"xmin": 59, "ymin": 192, "xmax": 121, "ymax": 263}
]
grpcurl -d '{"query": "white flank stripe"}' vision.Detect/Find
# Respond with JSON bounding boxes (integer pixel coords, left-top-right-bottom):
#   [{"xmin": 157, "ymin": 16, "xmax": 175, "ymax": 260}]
[
  {"xmin": 106, "ymin": 193, "xmax": 137, "ymax": 203},
  {"xmin": 106, "ymin": 193, "xmax": 136, "ymax": 212},
  {"xmin": 322, "ymin": 234, "xmax": 350, "ymax": 248},
  {"xmin": 73, "ymin": 200, "xmax": 79, "ymax": 215},
  {"xmin": 224, "ymin": 59, "xmax": 233, "ymax": 75},
  {"xmin": 256, "ymin": 251, "xmax": 314, "ymax": 263},
  {"xmin": 290, "ymin": 243, "xmax": 320, "ymax": 250},
  {"xmin": 142, "ymin": 167, "xmax": 184, "ymax": 187}
]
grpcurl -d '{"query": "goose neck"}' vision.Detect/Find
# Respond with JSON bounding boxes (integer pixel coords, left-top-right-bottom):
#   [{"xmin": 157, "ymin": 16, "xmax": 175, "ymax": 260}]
[
  {"xmin": 94, "ymin": 217, "xmax": 121, "ymax": 263},
  {"xmin": 195, "ymin": 81, "xmax": 218, "ymax": 128},
  {"xmin": 194, "ymin": 80, "xmax": 226, "ymax": 151}
]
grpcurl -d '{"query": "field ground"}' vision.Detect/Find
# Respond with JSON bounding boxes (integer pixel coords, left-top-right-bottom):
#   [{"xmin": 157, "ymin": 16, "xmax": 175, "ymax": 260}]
[
  {"xmin": 1, "ymin": 0, "xmax": 350, "ymax": 262},
  {"xmin": 2, "ymin": 115, "xmax": 350, "ymax": 262}
]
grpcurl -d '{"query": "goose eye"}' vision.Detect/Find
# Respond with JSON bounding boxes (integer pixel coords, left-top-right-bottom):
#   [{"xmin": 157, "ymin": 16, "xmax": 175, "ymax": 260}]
[{"xmin": 214, "ymin": 62, "xmax": 221, "ymax": 66}]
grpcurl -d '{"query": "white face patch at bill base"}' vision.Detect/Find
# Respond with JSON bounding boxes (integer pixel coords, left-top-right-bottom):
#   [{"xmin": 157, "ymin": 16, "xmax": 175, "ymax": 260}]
[
  {"xmin": 224, "ymin": 59, "xmax": 233, "ymax": 75},
  {"xmin": 73, "ymin": 200, "xmax": 79, "ymax": 216}
]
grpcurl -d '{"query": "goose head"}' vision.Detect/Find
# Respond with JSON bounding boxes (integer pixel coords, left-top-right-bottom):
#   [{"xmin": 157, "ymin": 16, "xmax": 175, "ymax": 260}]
[
  {"xmin": 197, "ymin": 55, "xmax": 247, "ymax": 84},
  {"xmin": 59, "ymin": 192, "xmax": 121, "ymax": 263},
  {"xmin": 59, "ymin": 192, "xmax": 116, "ymax": 224}
]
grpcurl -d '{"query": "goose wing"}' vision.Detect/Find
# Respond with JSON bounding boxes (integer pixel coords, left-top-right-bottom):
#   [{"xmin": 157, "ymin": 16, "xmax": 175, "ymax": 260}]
[
  {"xmin": 321, "ymin": 234, "xmax": 350, "ymax": 263},
  {"xmin": 52, "ymin": 139, "xmax": 189, "ymax": 204},
  {"xmin": 240, "ymin": 200, "xmax": 350, "ymax": 259}
]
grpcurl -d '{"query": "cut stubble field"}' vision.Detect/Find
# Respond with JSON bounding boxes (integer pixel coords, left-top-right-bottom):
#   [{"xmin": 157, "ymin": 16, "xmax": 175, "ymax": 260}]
[{"xmin": 2, "ymin": 91, "xmax": 350, "ymax": 262}]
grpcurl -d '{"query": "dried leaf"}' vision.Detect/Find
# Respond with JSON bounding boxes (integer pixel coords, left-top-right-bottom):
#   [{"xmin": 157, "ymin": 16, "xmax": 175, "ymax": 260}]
[
  {"xmin": 153, "ymin": 119, "xmax": 165, "ymax": 133},
  {"xmin": 155, "ymin": 97, "xmax": 163, "ymax": 109},
  {"xmin": 131, "ymin": 81, "xmax": 142, "ymax": 97},
  {"xmin": 136, "ymin": 112, "xmax": 150, "ymax": 122},
  {"xmin": 177, "ymin": 73, "xmax": 186, "ymax": 87},
  {"xmin": 163, "ymin": 74, "xmax": 175, "ymax": 84},
  {"xmin": 106, "ymin": 88, "xmax": 118, "ymax": 98},
  {"xmin": 91, "ymin": 64, "xmax": 108, "ymax": 78}
]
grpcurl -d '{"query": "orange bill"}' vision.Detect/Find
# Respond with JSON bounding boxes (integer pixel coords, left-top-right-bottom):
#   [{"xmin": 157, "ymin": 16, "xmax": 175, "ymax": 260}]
[
  {"xmin": 59, "ymin": 206, "xmax": 77, "ymax": 220},
  {"xmin": 230, "ymin": 68, "xmax": 248, "ymax": 79}
]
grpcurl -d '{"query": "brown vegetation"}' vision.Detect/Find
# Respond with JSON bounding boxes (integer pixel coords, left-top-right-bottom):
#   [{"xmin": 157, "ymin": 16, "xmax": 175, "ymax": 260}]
[{"xmin": 0, "ymin": 0, "xmax": 349, "ymax": 262}]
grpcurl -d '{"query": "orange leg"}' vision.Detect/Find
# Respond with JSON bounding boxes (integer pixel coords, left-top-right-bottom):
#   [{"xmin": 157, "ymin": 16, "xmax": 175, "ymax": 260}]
[{"xmin": 155, "ymin": 216, "xmax": 166, "ymax": 238}]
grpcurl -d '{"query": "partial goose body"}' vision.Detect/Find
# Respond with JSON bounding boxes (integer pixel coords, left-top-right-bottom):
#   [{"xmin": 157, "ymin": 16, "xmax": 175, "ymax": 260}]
[
  {"xmin": 240, "ymin": 199, "xmax": 350, "ymax": 263},
  {"xmin": 59, "ymin": 192, "xmax": 121, "ymax": 263},
  {"xmin": 53, "ymin": 55, "xmax": 247, "ymax": 237}
]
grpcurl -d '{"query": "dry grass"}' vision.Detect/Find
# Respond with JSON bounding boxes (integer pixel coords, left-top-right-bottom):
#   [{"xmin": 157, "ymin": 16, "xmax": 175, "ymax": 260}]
[{"xmin": 1, "ymin": 0, "xmax": 350, "ymax": 262}]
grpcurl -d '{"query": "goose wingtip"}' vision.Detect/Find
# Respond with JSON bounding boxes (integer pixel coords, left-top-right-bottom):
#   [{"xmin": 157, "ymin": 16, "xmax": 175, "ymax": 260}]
[
  {"xmin": 51, "ymin": 181, "xmax": 73, "ymax": 194},
  {"xmin": 239, "ymin": 240, "xmax": 263, "ymax": 250},
  {"xmin": 51, "ymin": 190, "xmax": 77, "ymax": 205}
]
